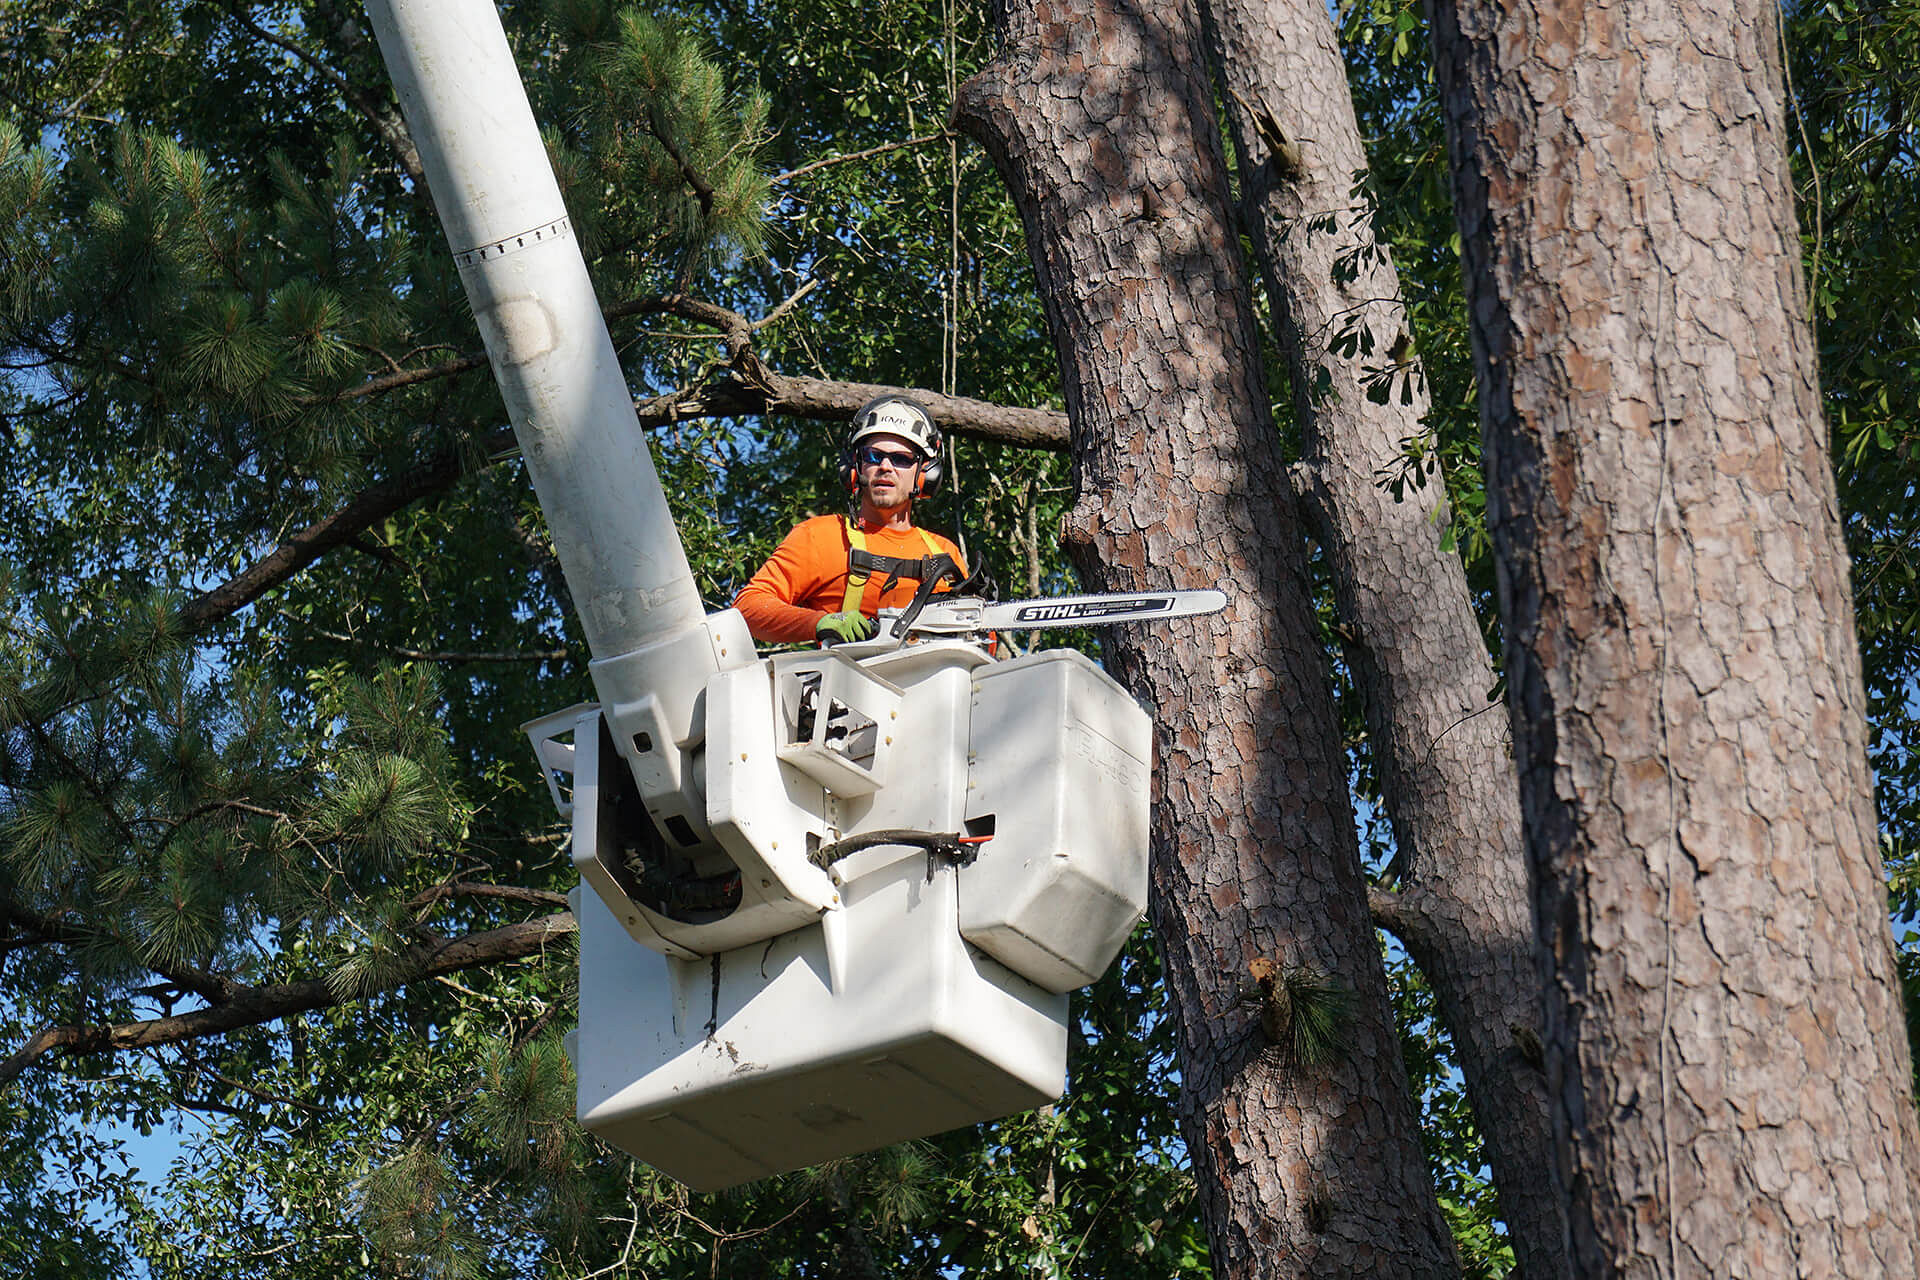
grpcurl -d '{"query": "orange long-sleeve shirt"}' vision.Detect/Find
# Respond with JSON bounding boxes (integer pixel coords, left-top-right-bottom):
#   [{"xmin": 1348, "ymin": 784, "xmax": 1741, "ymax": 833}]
[{"xmin": 733, "ymin": 514, "xmax": 967, "ymax": 644}]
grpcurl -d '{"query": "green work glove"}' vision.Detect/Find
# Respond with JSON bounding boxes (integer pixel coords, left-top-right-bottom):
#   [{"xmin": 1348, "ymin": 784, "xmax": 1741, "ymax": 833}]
[{"xmin": 815, "ymin": 610, "xmax": 877, "ymax": 645}]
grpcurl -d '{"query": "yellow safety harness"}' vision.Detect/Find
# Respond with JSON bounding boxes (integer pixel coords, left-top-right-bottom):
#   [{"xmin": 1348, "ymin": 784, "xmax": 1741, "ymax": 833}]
[{"xmin": 842, "ymin": 516, "xmax": 947, "ymax": 615}]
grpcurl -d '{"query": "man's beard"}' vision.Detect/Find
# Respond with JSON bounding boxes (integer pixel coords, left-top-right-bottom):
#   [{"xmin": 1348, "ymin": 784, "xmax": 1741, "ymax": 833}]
[{"xmin": 862, "ymin": 478, "xmax": 913, "ymax": 513}]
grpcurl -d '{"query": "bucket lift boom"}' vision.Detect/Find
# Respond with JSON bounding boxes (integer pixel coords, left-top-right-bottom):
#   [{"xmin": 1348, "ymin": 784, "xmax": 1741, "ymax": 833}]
[{"xmin": 362, "ymin": 0, "xmax": 1164, "ymax": 1190}]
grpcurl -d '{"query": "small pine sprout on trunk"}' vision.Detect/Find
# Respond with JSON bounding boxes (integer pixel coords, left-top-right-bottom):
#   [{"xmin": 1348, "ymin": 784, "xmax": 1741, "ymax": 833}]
[{"xmin": 1244, "ymin": 956, "xmax": 1355, "ymax": 1067}]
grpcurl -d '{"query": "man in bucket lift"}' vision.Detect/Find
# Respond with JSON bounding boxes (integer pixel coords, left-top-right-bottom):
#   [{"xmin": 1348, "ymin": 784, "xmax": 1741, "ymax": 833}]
[{"xmin": 735, "ymin": 396, "xmax": 967, "ymax": 645}]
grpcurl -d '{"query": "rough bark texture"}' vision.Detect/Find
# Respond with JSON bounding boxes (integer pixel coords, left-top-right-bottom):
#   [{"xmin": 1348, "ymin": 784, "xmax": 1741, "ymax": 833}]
[
  {"xmin": 955, "ymin": 2, "xmax": 1455, "ymax": 1274},
  {"xmin": 1199, "ymin": 0, "xmax": 1566, "ymax": 1272},
  {"xmin": 1425, "ymin": 0, "xmax": 1920, "ymax": 1272}
]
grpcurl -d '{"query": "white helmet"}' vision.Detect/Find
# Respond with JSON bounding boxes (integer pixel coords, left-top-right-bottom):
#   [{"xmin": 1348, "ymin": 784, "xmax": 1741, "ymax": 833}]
[{"xmin": 848, "ymin": 395, "xmax": 943, "ymax": 495}]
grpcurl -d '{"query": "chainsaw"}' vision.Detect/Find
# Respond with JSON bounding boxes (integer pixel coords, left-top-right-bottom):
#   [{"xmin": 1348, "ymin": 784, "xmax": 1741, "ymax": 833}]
[{"xmin": 875, "ymin": 587, "xmax": 1228, "ymax": 643}]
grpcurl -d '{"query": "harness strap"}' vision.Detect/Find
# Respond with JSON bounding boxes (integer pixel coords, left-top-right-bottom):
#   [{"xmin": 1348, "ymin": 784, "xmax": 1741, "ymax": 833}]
[{"xmin": 842, "ymin": 517, "xmax": 942, "ymax": 614}]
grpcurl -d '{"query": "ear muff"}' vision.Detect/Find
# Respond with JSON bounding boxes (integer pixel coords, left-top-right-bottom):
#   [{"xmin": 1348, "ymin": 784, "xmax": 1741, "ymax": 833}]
[{"xmin": 914, "ymin": 451, "xmax": 943, "ymax": 498}]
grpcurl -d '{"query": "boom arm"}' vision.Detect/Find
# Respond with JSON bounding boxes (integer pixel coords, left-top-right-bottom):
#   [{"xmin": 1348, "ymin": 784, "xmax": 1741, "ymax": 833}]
[{"xmin": 363, "ymin": 0, "xmax": 704, "ymax": 659}]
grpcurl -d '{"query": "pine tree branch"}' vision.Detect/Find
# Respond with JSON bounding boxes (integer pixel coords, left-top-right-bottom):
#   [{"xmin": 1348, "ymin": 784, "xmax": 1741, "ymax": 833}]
[
  {"xmin": 176, "ymin": 434, "xmax": 507, "ymax": 637},
  {"xmin": 771, "ymin": 131, "xmax": 952, "ymax": 185},
  {"xmin": 408, "ymin": 881, "xmax": 572, "ymax": 912},
  {"xmin": 167, "ymin": 1057, "xmax": 327, "ymax": 1117},
  {"xmin": 643, "ymin": 105, "xmax": 717, "ymax": 220},
  {"xmin": 647, "ymin": 375, "xmax": 1070, "ymax": 450},
  {"xmin": 614, "ymin": 284, "xmax": 1069, "ymax": 447},
  {"xmin": 325, "ymin": 290, "xmax": 1070, "ymax": 447},
  {"xmin": 151, "ymin": 797, "xmax": 301, "ymax": 859},
  {"xmin": 327, "ymin": 353, "xmax": 491, "ymax": 403},
  {"xmin": 608, "ymin": 291, "xmax": 773, "ymax": 387},
  {"xmin": 298, "ymin": 626, "xmax": 574, "ymax": 666},
  {"xmin": 18, "ymin": 714, "xmax": 151, "ymax": 879},
  {"xmin": 0, "ymin": 911, "xmax": 578, "ymax": 1086},
  {"xmin": 414, "ymin": 999, "xmax": 565, "ymax": 1150},
  {"xmin": 319, "ymin": 346, "xmax": 1074, "ymax": 446},
  {"xmin": 752, "ymin": 277, "xmax": 819, "ymax": 328},
  {"xmin": 0, "ymin": 898, "xmax": 95, "ymax": 963},
  {"xmin": 0, "ymin": 891, "xmax": 77, "ymax": 948},
  {"xmin": 46, "ymin": 16, "xmax": 147, "ymax": 123},
  {"xmin": 1366, "ymin": 883, "xmax": 1404, "ymax": 934},
  {"xmin": 305, "ymin": 0, "xmax": 431, "ymax": 186},
  {"xmin": 11, "ymin": 334, "xmax": 157, "ymax": 389},
  {"xmin": 178, "ymin": 289, "xmax": 1065, "ymax": 637},
  {"xmin": 1367, "ymin": 882, "xmax": 1442, "ymax": 961},
  {"xmin": 222, "ymin": 0, "xmax": 426, "ymax": 185},
  {"xmin": 504, "ymin": 516, "xmax": 576, "ymax": 622},
  {"xmin": 2, "ymin": 888, "xmax": 235, "ymax": 1007}
]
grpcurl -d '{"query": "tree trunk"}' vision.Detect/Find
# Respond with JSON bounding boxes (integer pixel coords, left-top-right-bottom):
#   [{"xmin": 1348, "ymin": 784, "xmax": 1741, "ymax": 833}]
[
  {"xmin": 955, "ymin": 3, "xmax": 1456, "ymax": 1275},
  {"xmin": 1198, "ymin": 0, "xmax": 1567, "ymax": 1272},
  {"xmin": 1425, "ymin": 0, "xmax": 1920, "ymax": 1271}
]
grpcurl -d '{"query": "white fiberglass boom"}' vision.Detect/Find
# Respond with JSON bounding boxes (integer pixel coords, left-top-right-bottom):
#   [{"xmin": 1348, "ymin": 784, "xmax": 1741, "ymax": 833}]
[
  {"xmin": 363, "ymin": 0, "xmax": 753, "ymax": 872},
  {"xmin": 361, "ymin": 0, "xmax": 704, "ymax": 660}
]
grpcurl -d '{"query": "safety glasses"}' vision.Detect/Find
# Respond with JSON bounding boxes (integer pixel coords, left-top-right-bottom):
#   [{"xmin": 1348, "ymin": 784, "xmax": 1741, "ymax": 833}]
[{"xmin": 858, "ymin": 446, "xmax": 920, "ymax": 470}]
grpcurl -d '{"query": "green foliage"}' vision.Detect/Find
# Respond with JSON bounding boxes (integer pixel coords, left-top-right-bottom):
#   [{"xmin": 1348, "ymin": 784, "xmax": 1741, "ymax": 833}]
[
  {"xmin": 0, "ymin": 121, "xmax": 58, "ymax": 326},
  {"xmin": 23, "ymin": 0, "xmax": 1909, "ymax": 1271},
  {"xmin": 0, "ymin": 604, "xmax": 466, "ymax": 991},
  {"xmin": 356, "ymin": 1143, "xmax": 492, "ymax": 1279},
  {"xmin": 686, "ymin": 0, "xmax": 1072, "ymax": 592},
  {"xmin": 0, "ymin": 1070, "xmax": 131, "ymax": 1279},
  {"xmin": 579, "ymin": 7, "xmax": 773, "ymax": 271},
  {"xmin": 1784, "ymin": 0, "xmax": 1920, "ymax": 891},
  {"xmin": 468, "ymin": 1033, "xmax": 582, "ymax": 1178},
  {"xmin": 1277, "ymin": 964, "xmax": 1358, "ymax": 1068},
  {"xmin": 1334, "ymin": 0, "xmax": 1497, "ymax": 628},
  {"xmin": 922, "ymin": 928, "xmax": 1207, "ymax": 1277},
  {"xmin": 1387, "ymin": 948, "xmax": 1516, "ymax": 1279}
]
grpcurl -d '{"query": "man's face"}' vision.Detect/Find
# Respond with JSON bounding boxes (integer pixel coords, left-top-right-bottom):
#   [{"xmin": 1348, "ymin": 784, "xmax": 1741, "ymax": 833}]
[{"xmin": 855, "ymin": 433, "xmax": 922, "ymax": 513}]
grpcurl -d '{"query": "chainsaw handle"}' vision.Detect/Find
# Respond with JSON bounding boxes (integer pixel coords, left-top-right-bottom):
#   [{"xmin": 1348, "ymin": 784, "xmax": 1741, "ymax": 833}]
[{"xmin": 888, "ymin": 555, "xmax": 964, "ymax": 638}]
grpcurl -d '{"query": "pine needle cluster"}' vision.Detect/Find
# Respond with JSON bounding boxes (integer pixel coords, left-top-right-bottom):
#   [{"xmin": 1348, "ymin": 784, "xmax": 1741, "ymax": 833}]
[
  {"xmin": 0, "ymin": 585, "xmax": 471, "ymax": 1003},
  {"xmin": 354, "ymin": 1142, "xmax": 491, "ymax": 1280},
  {"xmin": 347, "ymin": 1032, "xmax": 593, "ymax": 1274},
  {"xmin": 0, "ymin": 121, "xmax": 57, "ymax": 328},
  {"xmin": 545, "ymin": 2, "xmax": 773, "ymax": 283},
  {"xmin": 798, "ymin": 1140, "xmax": 944, "ymax": 1235},
  {"xmin": 1246, "ymin": 956, "xmax": 1357, "ymax": 1068},
  {"xmin": 469, "ymin": 1033, "xmax": 580, "ymax": 1176}
]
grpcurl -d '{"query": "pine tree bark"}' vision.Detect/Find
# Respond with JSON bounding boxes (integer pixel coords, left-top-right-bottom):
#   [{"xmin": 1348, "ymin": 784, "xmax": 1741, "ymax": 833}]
[
  {"xmin": 1198, "ymin": 0, "xmax": 1566, "ymax": 1272},
  {"xmin": 1425, "ymin": 0, "xmax": 1920, "ymax": 1271},
  {"xmin": 955, "ymin": 2, "xmax": 1456, "ymax": 1274}
]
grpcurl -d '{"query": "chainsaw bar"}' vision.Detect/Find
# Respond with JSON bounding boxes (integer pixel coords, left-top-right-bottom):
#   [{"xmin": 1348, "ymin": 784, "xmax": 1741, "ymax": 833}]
[{"xmin": 882, "ymin": 589, "xmax": 1228, "ymax": 635}]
